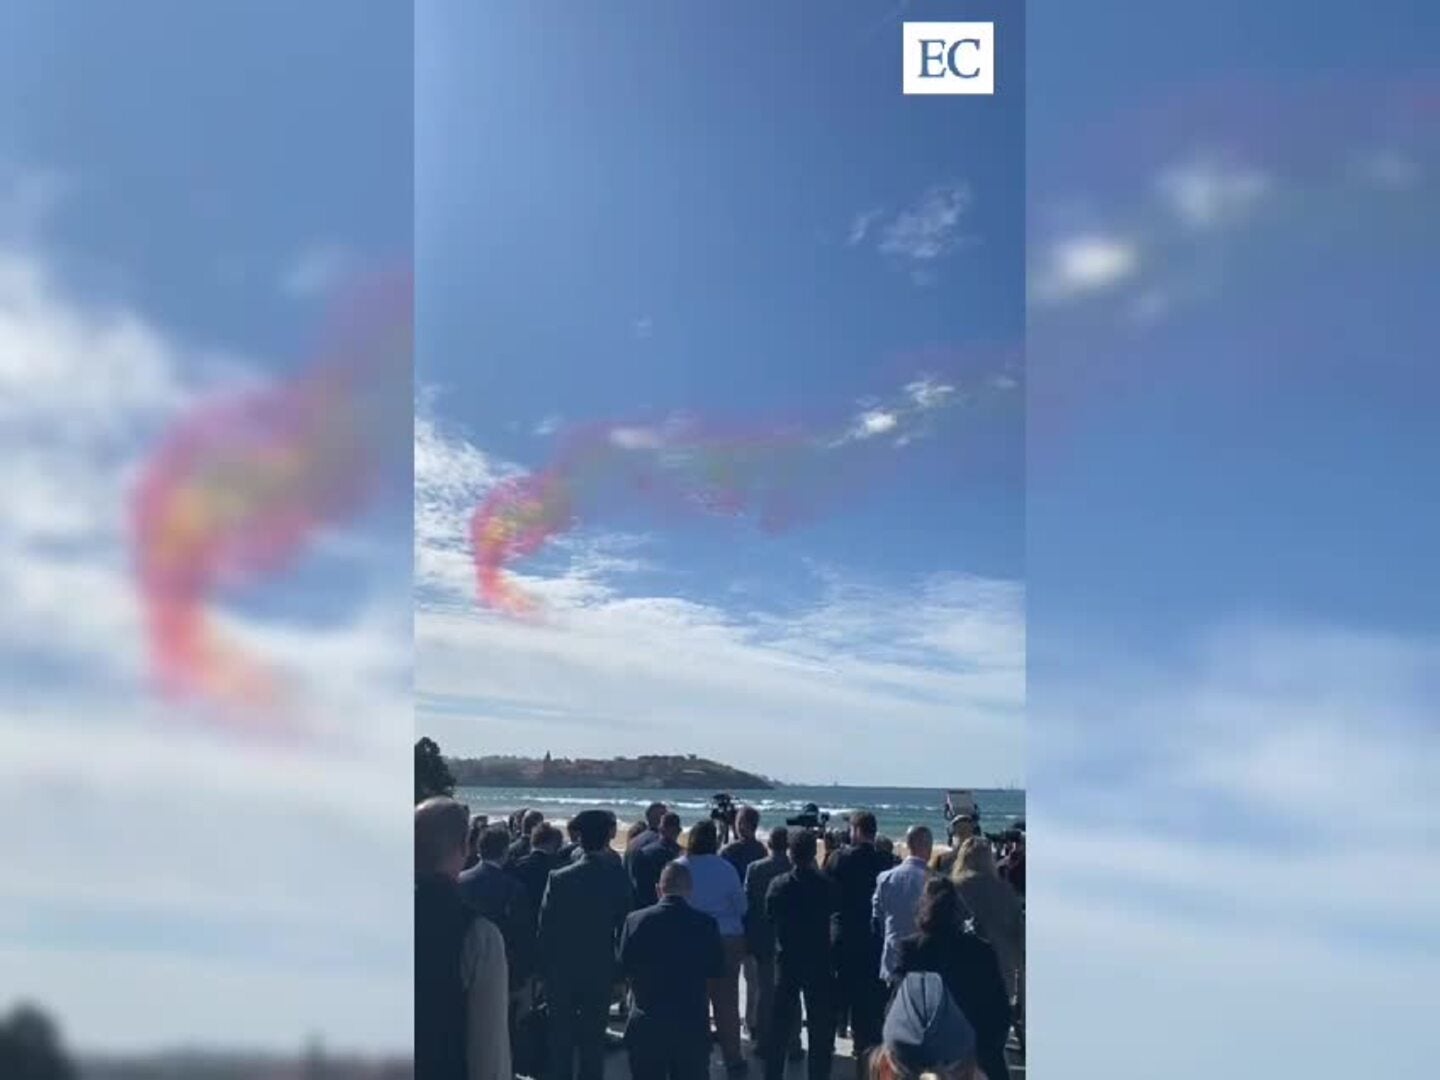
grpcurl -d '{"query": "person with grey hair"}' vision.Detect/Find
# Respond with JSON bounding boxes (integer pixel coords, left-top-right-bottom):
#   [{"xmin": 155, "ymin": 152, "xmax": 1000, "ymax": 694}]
[
  {"xmin": 619, "ymin": 861, "xmax": 726, "ymax": 1080},
  {"xmin": 415, "ymin": 797, "xmax": 511, "ymax": 1080},
  {"xmin": 872, "ymin": 825, "xmax": 934, "ymax": 984}
]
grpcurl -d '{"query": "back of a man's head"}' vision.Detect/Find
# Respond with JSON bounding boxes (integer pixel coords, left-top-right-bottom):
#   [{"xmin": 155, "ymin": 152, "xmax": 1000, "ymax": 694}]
[
  {"xmin": 658, "ymin": 860, "xmax": 693, "ymax": 899},
  {"xmin": 737, "ymin": 805, "xmax": 760, "ymax": 837},
  {"xmin": 768, "ymin": 825, "xmax": 789, "ymax": 854},
  {"xmin": 791, "ymin": 829, "xmax": 818, "ymax": 868},
  {"xmin": 416, "ymin": 797, "xmax": 470, "ymax": 878},
  {"xmin": 688, "ymin": 818, "xmax": 720, "ymax": 855},
  {"xmin": 660, "ymin": 811, "xmax": 682, "ymax": 840},
  {"xmin": 852, "ymin": 810, "xmax": 878, "ymax": 843},
  {"xmin": 478, "ymin": 824, "xmax": 511, "ymax": 864},
  {"xmin": 645, "ymin": 801, "xmax": 667, "ymax": 829},
  {"xmin": 906, "ymin": 824, "xmax": 935, "ymax": 860},
  {"xmin": 521, "ymin": 809, "xmax": 545, "ymax": 835},
  {"xmin": 576, "ymin": 810, "xmax": 611, "ymax": 852},
  {"xmin": 531, "ymin": 822, "xmax": 562, "ymax": 852}
]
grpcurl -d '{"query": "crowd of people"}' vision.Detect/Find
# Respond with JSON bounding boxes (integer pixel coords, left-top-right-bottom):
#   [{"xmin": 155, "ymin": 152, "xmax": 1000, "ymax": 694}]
[{"xmin": 416, "ymin": 798, "xmax": 1025, "ymax": 1080}]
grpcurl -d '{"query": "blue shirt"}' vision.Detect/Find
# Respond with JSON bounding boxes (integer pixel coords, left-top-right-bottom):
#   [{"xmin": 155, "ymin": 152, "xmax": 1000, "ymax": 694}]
[
  {"xmin": 873, "ymin": 856, "xmax": 932, "ymax": 979},
  {"xmin": 678, "ymin": 853, "xmax": 747, "ymax": 937}
]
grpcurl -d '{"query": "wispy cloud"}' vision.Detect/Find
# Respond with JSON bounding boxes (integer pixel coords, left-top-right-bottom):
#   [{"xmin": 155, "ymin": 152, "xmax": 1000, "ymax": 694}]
[
  {"xmin": 848, "ymin": 183, "xmax": 973, "ymax": 283},
  {"xmin": 413, "ymin": 417, "xmax": 1023, "ymax": 786},
  {"xmin": 1033, "ymin": 619, "xmax": 1440, "ymax": 1078},
  {"xmin": 632, "ymin": 315, "xmax": 654, "ymax": 339},
  {"xmin": 279, "ymin": 241, "xmax": 358, "ymax": 299},
  {"xmin": 1, "ymin": 235, "xmax": 409, "ymax": 1050}
]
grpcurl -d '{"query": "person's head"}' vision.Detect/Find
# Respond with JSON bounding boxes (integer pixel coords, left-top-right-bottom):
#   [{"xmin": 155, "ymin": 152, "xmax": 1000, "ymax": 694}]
[
  {"xmin": 767, "ymin": 825, "xmax": 790, "ymax": 855},
  {"xmin": 658, "ymin": 860, "xmax": 693, "ymax": 900},
  {"xmin": 737, "ymin": 805, "xmax": 760, "ymax": 840},
  {"xmin": 565, "ymin": 817, "xmax": 582, "ymax": 843},
  {"xmin": 954, "ymin": 837, "xmax": 996, "ymax": 878},
  {"xmin": 790, "ymin": 829, "xmax": 819, "ymax": 869},
  {"xmin": 916, "ymin": 876, "xmax": 964, "ymax": 938},
  {"xmin": 521, "ymin": 809, "xmax": 545, "ymax": 837},
  {"xmin": 851, "ymin": 810, "xmax": 878, "ymax": 844},
  {"xmin": 905, "ymin": 824, "xmax": 934, "ymax": 862},
  {"xmin": 948, "ymin": 814, "xmax": 978, "ymax": 843},
  {"xmin": 687, "ymin": 818, "xmax": 720, "ymax": 856},
  {"xmin": 659, "ymin": 811, "xmax": 682, "ymax": 843},
  {"xmin": 531, "ymin": 822, "xmax": 562, "ymax": 853},
  {"xmin": 874, "ymin": 972, "xmax": 978, "ymax": 1080},
  {"xmin": 605, "ymin": 810, "xmax": 619, "ymax": 841},
  {"xmin": 478, "ymin": 824, "xmax": 512, "ymax": 864},
  {"xmin": 825, "ymin": 828, "xmax": 847, "ymax": 857},
  {"xmin": 626, "ymin": 819, "xmax": 648, "ymax": 842},
  {"xmin": 876, "ymin": 835, "xmax": 895, "ymax": 858},
  {"xmin": 575, "ymin": 810, "xmax": 612, "ymax": 853},
  {"xmin": 466, "ymin": 815, "xmax": 489, "ymax": 858},
  {"xmin": 645, "ymin": 801, "xmax": 668, "ymax": 830},
  {"xmin": 416, "ymin": 797, "xmax": 470, "ymax": 880}
]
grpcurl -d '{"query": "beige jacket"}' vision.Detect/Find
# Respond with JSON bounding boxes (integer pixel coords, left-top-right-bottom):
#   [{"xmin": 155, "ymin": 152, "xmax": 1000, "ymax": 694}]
[{"xmin": 460, "ymin": 915, "xmax": 511, "ymax": 1080}]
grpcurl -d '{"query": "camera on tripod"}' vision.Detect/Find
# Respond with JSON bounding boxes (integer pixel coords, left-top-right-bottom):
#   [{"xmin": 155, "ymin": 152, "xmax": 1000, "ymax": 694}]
[
  {"xmin": 784, "ymin": 802, "xmax": 830, "ymax": 832},
  {"xmin": 710, "ymin": 792, "xmax": 738, "ymax": 844}
]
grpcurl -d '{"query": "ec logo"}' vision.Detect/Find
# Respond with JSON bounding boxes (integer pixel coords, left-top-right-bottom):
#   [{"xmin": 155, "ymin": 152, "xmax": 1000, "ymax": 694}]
[{"xmin": 903, "ymin": 22, "xmax": 995, "ymax": 96}]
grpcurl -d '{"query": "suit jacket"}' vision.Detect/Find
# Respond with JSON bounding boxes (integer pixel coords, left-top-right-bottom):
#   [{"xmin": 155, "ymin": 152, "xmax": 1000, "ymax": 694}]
[
  {"xmin": 766, "ymin": 865, "xmax": 838, "ymax": 974},
  {"xmin": 624, "ymin": 827, "xmax": 658, "ymax": 874},
  {"xmin": 743, "ymin": 852, "xmax": 791, "ymax": 959},
  {"xmin": 827, "ymin": 842, "xmax": 889, "ymax": 960},
  {"xmin": 508, "ymin": 848, "xmax": 556, "ymax": 916},
  {"xmin": 457, "ymin": 861, "xmax": 534, "ymax": 983},
  {"xmin": 538, "ymin": 850, "xmax": 633, "ymax": 988},
  {"xmin": 630, "ymin": 837, "xmax": 680, "ymax": 908},
  {"xmin": 619, "ymin": 896, "xmax": 726, "ymax": 1047}
]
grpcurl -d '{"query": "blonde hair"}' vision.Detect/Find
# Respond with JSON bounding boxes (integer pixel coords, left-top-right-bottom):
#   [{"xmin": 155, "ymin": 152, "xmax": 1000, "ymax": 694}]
[{"xmin": 953, "ymin": 837, "xmax": 997, "ymax": 879}]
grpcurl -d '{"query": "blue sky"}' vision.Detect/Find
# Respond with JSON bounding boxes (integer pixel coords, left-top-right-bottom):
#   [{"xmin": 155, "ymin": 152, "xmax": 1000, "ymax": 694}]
[
  {"xmin": 416, "ymin": 0, "xmax": 1026, "ymax": 787},
  {"xmin": 0, "ymin": 1, "xmax": 411, "ymax": 1055},
  {"xmin": 411, "ymin": 0, "xmax": 1031, "ymax": 789},
  {"xmin": 1025, "ymin": 2, "xmax": 1440, "ymax": 1076}
]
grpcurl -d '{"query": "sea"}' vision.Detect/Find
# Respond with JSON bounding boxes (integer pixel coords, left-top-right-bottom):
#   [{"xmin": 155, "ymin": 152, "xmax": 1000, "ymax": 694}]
[{"xmin": 454, "ymin": 784, "xmax": 1025, "ymax": 843}]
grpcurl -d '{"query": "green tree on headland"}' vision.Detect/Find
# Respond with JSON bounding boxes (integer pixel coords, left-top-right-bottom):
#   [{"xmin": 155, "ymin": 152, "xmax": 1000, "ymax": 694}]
[
  {"xmin": 415, "ymin": 736, "xmax": 456, "ymax": 804},
  {"xmin": 0, "ymin": 1002, "xmax": 76, "ymax": 1080}
]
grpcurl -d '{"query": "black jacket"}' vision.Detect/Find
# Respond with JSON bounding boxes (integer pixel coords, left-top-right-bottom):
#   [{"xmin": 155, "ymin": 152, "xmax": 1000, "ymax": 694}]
[
  {"xmin": 508, "ymin": 848, "xmax": 557, "ymax": 916},
  {"xmin": 629, "ymin": 837, "xmax": 681, "ymax": 909},
  {"xmin": 538, "ymin": 850, "xmax": 634, "ymax": 987},
  {"xmin": 619, "ymin": 896, "xmax": 726, "ymax": 1046},
  {"xmin": 415, "ymin": 874, "xmax": 478, "ymax": 1080},
  {"xmin": 894, "ymin": 931, "xmax": 1013, "ymax": 1048},
  {"xmin": 457, "ymin": 861, "xmax": 535, "ymax": 983},
  {"xmin": 720, "ymin": 836, "xmax": 766, "ymax": 885},
  {"xmin": 827, "ymin": 841, "xmax": 888, "ymax": 960},
  {"xmin": 765, "ymin": 865, "xmax": 838, "ymax": 974}
]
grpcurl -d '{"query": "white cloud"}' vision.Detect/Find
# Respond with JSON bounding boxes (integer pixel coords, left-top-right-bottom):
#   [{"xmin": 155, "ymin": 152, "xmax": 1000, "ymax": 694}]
[
  {"xmin": 533, "ymin": 413, "xmax": 563, "ymax": 437},
  {"xmin": 1032, "ymin": 620, "xmax": 1440, "ymax": 1077},
  {"xmin": 1031, "ymin": 233, "xmax": 1139, "ymax": 303},
  {"xmin": 1155, "ymin": 157, "xmax": 1270, "ymax": 230},
  {"xmin": 632, "ymin": 315, "xmax": 654, "ymax": 339},
  {"xmin": 413, "ymin": 424, "xmax": 1024, "ymax": 787},
  {"xmin": 856, "ymin": 409, "xmax": 898, "ymax": 436},
  {"xmin": 0, "ymin": 238, "xmax": 409, "ymax": 1051},
  {"xmin": 877, "ymin": 183, "xmax": 971, "ymax": 263},
  {"xmin": 279, "ymin": 242, "xmax": 357, "ymax": 299},
  {"xmin": 846, "ymin": 207, "xmax": 885, "ymax": 246}
]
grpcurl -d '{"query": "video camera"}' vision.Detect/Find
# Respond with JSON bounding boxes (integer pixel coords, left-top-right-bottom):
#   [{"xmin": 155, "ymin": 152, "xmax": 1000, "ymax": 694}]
[{"xmin": 784, "ymin": 802, "xmax": 830, "ymax": 832}]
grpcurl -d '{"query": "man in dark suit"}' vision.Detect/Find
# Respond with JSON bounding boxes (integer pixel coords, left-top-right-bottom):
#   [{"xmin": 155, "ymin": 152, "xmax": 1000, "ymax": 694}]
[
  {"xmin": 826, "ymin": 810, "xmax": 890, "ymax": 1075},
  {"xmin": 764, "ymin": 830, "xmax": 838, "ymax": 1080},
  {"xmin": 618, "ymin": 860, "xmax": 725, "ymax": 1080},
  {"xmin": 459, "ymin": 824, "xmax": 535, "ymax": 987},
  {"xmin": 743, "ymin": 825, "xmax": 792, "ymax": 1059},
  {"xmin": 509, "ymin": 821, "xmax": 563, "ymax": 916},
  {"xmin": 505, "ymin": 809, "xmax": 546, "ymax": 868},
  {"xmin": 624, "ymin": 801, "xmax": 669, "ymax": 874},
  {"xmin": 630, "ymin": 811, "xmax": 682, "ymax": 907},
  {"xmin": 538, "ymin": 809, "xmax": 634, "ymax": 1080}
]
